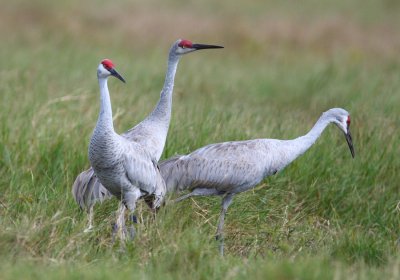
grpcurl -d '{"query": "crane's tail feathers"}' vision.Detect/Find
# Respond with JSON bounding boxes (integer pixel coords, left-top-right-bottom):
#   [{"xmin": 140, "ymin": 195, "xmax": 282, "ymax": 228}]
[{"xmin": 71, "ymin": 167, "xmax": 113, "ymax": 211}]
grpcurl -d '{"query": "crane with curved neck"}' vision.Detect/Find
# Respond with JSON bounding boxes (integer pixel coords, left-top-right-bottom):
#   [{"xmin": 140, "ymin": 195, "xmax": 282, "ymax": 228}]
[{"xmin": 159, "ymin": 108, "xmax": 355, "ymax": 255}]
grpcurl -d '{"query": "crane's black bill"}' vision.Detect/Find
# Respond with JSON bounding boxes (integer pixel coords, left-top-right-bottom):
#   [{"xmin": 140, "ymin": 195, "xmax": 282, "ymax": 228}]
[
  {"xmin": 109, "ymin": 68, "xmax": 126, "ymax": 83},
  {"xmin": 344, "ymin": 129, "xmax": 355, "ymax": 158},
  {"xmin": 192, "ymin": 43, "xmax": 224, "ymax": 50}
]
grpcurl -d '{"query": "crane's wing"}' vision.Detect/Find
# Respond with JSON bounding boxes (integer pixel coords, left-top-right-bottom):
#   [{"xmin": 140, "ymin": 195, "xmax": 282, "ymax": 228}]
[
  {"xmin": 71, "ymin": 167, "xmax": 113, "ymax": 211},
  {"xmin": 159, "ymin": 141, "xmax": 266, "ymax": 193},
  {"xmin": 122, "ymin": 142, "xmax": 163, "ymax": 197}
]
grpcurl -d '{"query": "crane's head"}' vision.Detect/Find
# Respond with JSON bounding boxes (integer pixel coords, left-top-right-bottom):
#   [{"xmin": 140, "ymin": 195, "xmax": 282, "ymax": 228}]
[
  {"xmin": 97, "ymin": 59, "xmax": 126, "ymax": 83},
  {"xmin": 172, "ymin": 39, "xmax": 224, "ymax": 56},
  {"xmin": 325, "ymin": 108, "xmax": 355, "ymax": 158}
]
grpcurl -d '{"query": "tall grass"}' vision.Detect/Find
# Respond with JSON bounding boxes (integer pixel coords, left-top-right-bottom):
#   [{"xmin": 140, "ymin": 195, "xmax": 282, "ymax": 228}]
[{"xmin": 0, "ymin": 0, "xmax": 399, "ymax": 279}]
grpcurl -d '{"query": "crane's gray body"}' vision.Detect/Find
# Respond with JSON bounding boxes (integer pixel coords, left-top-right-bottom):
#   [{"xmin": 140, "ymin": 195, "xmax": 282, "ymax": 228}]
[
  {"xmin": 88, "ymin": 70, "xmax": 166, "ymax": 212},
  {"xmin": 89, "ymin": 133, "xmax": 163, "ymax": 205},
  {"xmin": 160, "ymin": 139, "xmax": 302, "ymax": 195},
  {"xmin": 160, "ymin": 108, "xmax": 353, "ymax": 197}
]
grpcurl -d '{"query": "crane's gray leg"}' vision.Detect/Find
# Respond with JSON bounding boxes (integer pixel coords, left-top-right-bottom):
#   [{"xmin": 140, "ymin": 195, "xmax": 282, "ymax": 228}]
[
  {"xmin": 175, "ymin": 188, "xmax": 220, "ymax": 203},
  {"xmin": 124, "ymin": 188, "xmax": 141, "ymax": 240},
  {"xmin": 84, "ymin": 205, "xmax": 94, "ymax": 233},
  {"xmin": 216, "ymin": 194, "xmax": 234, "ymax": 256},
  {"xmin": 112, "ymin": 202, "xmax": 127, "ymax": 243},
  {"xmin": 111, "ymin": 203, "xmax": 126, "ymax": 244}
]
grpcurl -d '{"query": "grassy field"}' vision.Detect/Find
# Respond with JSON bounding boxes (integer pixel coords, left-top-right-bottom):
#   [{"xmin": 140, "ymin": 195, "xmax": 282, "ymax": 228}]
[{"xmin": 1, "ymin": 0, "xmax": 400, "ymax": 279}]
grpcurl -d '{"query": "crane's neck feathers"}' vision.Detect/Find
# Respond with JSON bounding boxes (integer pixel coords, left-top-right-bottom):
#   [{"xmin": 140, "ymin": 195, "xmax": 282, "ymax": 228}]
[
  {"xmin": 147, "ymin": 51, "xmax": 180, "ymax": 122},
  {"xmin": 96, "ymin": 77, "xmax": 115, "ymax": 132},
  {"xmin": 288, "ymin": 112, "xmax": 333, "ymax": 158}
]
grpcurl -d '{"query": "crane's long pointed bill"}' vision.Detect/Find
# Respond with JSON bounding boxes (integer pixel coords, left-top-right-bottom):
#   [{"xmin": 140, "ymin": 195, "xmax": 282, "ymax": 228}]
[
  {"xmin": 344, "ymin": 129, "xmax": 355, "ymax": 158},
  {"xmin": 192, "ymin": 43, "xmax": 224, "ymax": 50},
  {"xmin": 110, "ymin": 68, "xmax": 126, "ymax": 83}
]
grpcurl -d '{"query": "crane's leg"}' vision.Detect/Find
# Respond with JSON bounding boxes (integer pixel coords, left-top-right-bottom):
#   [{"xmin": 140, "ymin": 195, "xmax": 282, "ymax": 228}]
[
  {"xmin": 175, "ymin": 188, "xmax": 220, "ymax": 203},
  {"xmin": 112, "ymin": 202, "xmax": 127, "ymax": 243},
  {"xmin": 83, "ymin": 205, "xmax": 94, "ymax": 233},
  {"xmin": 216, "ymin": 193, "xmax": 234, "ymax": 256},
  {"xmin": 124, "ymin": 188, "xmax": 142, "ymax": 240}
]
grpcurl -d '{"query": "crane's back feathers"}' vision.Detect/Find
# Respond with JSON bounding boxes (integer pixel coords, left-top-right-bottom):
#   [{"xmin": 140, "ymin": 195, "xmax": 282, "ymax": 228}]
[{"xmin": 158, "ymin": 140, "xmax": 278, "ymax": 194}]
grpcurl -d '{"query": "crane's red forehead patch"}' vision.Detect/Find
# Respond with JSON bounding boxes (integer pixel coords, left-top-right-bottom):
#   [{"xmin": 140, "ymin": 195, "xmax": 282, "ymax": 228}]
[
  {"xmin": 178, "ymin": 39, "xmax": 193, "ymax": 48},
  {"xmin": 347, "ymin": 115, "xmax": 351, "ymax": 125},
  {"xmin": 101, "ymin": 59, "xmax": 115, "ymax": 70}
]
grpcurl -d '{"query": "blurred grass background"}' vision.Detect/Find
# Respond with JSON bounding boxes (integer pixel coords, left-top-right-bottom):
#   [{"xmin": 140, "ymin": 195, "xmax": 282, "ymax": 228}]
[{"xmin": 0, "ymin": 0, "xmax": 399, "ymax": 279}]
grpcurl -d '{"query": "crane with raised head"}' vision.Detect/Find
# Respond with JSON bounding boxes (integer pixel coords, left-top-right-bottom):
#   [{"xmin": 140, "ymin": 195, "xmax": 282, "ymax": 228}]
[
  {"xmin": 89, "ymin": 58, "xmax": 166, "ymax": 240},
  {"xmin": 73, "ymin": 39, "xmax": 223, "ymax": 235},
  {"xmin": 159, "ymin": 108, "xmax": 355, "ymax": 255}
]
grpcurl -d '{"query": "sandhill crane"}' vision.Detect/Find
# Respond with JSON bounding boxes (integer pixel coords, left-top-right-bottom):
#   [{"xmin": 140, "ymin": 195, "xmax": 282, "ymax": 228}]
[
  {"xmin": 159, "ymin": 108, "xmax": 355, "ymax": 255},
  {"xmin": 74, "ymin": 40, "xmax": 223, "ymax": 234},
  {"xmin": 89, "ymin": 58, "xmax": 166, "ymax": 240}
]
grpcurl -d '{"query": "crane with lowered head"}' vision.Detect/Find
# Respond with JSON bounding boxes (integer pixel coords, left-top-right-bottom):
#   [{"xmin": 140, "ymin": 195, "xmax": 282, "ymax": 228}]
[{"xmin": 159, "ymin": 108, "xmax": 355, "ymax": 255}]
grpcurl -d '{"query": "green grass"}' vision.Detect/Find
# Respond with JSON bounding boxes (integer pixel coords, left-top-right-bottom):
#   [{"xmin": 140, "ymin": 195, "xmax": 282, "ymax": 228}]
[{"xmin": 1, "ymin": 0, "xmax": 400, "ymax": 279}]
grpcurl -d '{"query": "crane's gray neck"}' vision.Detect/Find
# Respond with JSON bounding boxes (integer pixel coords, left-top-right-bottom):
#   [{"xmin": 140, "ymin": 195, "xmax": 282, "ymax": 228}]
[
  {"xmin": 289, "ymin": 113, "xmax": 331, "ymax": 158},
  {"xmin": 89, "ymin": 76, "xmax": 119, "ymax": 168},
  {"xmin": 96, "ymin": 77, "xmax": 114, "ymax": 132},
  {"xmin": 148, "ymin": 52, "xmax": 180, "ymax": 122}
]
